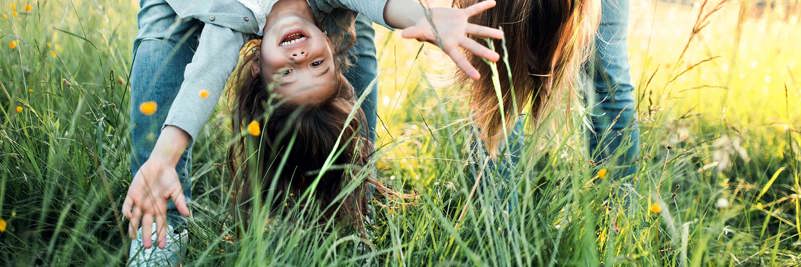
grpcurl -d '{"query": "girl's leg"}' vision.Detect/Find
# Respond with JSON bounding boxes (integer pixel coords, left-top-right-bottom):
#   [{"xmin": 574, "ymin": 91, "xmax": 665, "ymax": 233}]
[
  {"xmin": 344, "ymin": 14, "xmax": 379, "ymax": 141},
  {"xmin": 130, "ymin": 0, "xmax": 200, "ymax": 227}
]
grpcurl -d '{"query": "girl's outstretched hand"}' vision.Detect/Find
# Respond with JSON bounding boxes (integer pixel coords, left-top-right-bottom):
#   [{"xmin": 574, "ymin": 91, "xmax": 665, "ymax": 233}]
[
  {"xmin": 121, "ymin": 126, "xmax": 191, "ymax": 249},
  {"xmin": 400, "ymin": 1, "xmax": 504, "ymax": 80}
]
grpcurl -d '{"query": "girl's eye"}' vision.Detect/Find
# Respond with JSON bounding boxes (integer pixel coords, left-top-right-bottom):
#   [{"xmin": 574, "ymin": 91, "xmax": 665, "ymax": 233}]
[{"xmin": 311, "ymin": 59, "xmax": 324, "ymax": 67}]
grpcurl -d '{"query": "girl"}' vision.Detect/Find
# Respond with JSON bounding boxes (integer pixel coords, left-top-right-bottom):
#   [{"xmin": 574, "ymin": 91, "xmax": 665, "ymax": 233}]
[{"xmin": 228, "ymin": 0, "xmax": 508, "ymax": 232}]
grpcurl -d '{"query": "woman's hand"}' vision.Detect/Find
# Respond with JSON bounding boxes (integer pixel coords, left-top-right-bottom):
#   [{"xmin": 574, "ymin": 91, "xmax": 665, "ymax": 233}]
[
  {"xmin": 121, "ymin": 126, "xmax": 191, "ymax": 249},
  {"xmin": 399, "ymin": 1, "xmax": 504, "ymax": 80}
]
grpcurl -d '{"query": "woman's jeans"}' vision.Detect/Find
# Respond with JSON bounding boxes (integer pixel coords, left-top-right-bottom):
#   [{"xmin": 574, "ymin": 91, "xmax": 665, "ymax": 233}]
[
  {"xmin": 130, "ymin": 1, "xmax": 379, "ymax": 226},
  {"xmin": 587, "ymin": 0, "xmax": 639, "ymax": 176}
]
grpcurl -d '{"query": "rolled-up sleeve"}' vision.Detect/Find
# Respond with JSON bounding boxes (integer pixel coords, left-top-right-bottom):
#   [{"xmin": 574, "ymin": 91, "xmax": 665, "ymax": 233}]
[
  {"xmin": 316, "ymin": 0, "xmax": 390, "ymax": 28},
  {"xmin": 163, "ymin": 23, "xmax": 247, "ymax": 141}
]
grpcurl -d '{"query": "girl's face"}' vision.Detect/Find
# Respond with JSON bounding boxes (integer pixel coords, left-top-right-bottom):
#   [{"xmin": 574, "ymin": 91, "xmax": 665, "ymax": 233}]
[{"xmin": 260, "ymin": 15, "xmax": 337, "ymax": 105}]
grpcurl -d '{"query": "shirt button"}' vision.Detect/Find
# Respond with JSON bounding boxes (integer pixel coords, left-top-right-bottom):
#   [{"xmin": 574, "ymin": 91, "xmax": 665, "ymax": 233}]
[
  {"xmin": 243, "ymin": 17, "xmax": 249, "ymax": 22},
  {"xmin": 209, "ymin": 16, "xmax": 216, "ymax": 21}
]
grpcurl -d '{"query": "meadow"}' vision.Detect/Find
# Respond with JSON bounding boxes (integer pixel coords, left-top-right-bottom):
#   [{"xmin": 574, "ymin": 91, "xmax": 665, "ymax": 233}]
[{"xmin": 1, "ymin": 0, "xmax": 800, "ymax": 265}]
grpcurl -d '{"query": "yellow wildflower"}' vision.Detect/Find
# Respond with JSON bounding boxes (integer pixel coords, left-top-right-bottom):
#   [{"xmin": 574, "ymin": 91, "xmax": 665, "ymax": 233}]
[
  {"xmin": 15, "ymin": 105, "xmax": 23, "ymax": 113},
  {"xmin": 199, "ymin": 89, "xmax": 209, "ymax": 99},
  {"xmin": 139, "ymin": 101, "xmax": 157, "ymax": 116},
  {"xmin": 649, "ymin": 203, "xmax": 662, "ymax": 214},
  {"xmin": 0, "ymin": 218, "xmax": 6, "ymax": 233},
  {"xmin": 8, "ymin": 40, "xmax": 17, "ymax": 49},
  {"xmin": 597, "ymin": 168, "xmax": 608, "ymax": 180},
  {"xmin": 10, "ymin": 3, "xmax": 18, "ymax": 17},
  {"xmin": 247, "ymin": 120, "xmax": 261, "ymax": 137},
  {"xmin": 24, "ymin": 3, "xmax": 32, "ymax": 13},
  {"xmin": 49, "ymin": 50, "xmax": 56, "ymax": 58}
]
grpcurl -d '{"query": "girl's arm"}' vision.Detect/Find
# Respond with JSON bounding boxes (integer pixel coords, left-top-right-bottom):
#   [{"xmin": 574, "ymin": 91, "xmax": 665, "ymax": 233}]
[
  {"xmin": 383, "ymin": 0, "xmax": 503, "ymax": 80},
  {"xmin": 122, "ymin": 23, "xmax": 248, "ymax": 249}
]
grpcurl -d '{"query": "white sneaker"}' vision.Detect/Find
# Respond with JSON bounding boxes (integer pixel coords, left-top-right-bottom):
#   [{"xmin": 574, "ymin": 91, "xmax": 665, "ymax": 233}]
[{"xmin": 128, "ymin": 223, "xmax": 188, "ymax": 266}]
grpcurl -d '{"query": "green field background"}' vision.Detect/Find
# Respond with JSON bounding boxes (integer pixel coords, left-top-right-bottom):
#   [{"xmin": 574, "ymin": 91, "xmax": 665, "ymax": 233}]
[{"xmin": 1, "ymin": 0, "xmax": 800, "ymax": 265}]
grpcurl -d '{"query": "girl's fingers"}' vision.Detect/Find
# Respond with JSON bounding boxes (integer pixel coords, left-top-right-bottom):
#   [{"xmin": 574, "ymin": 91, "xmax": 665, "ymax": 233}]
[
  {"xmin": 464, "ymin": 0, "xmax": 496, "ymax": 16},
  {"xmin": 121, "ymin": 197, "xmax": 133, "ymax": 219},
  {"xmin": 156, "ymin": 215, "xmax": 168, "ymax": 249},
  {"xmin": 445, "ymin": 46, "xmax": 480, "ymax": 80},
  {"xmin": 460, "ymin": 38, "xmax": 500, "ymax": 62},
  {"xmin": 142, "ymin": 215, "xmax": 154, "ymax": 249},
  {"xmin": 129, "ymin": 206, "xmax": 142, "ymax": 239},
  {"xmin": 171, "ymin": 189, "xmax": 191, "ymax": 217},
  {"xmin": 467, "ymin": 24, "xmax": 504, "ymax": 40}
]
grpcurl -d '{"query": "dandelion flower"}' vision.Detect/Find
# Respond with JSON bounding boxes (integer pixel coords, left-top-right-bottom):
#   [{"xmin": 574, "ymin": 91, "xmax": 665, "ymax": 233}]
[
  {"xmin": 23, "ymin": 3, "xmax": 32, "ymax": 13},
  {"xmin": 49, "ymin": 50, "xmax": 57, "ymax": 58},
  {"xmin": 199, "ymin": 89, "xmax": 209, "ymax": 99},
  {"xmin": 8, "ymin": 40, "xmax": 17, "ymax": 49},
  {"xmin": 139, "ymin": 101, "xmax": 158, "ymax": 116},
  {"xmin": 597, "ymin": 168, "xmax": 608, "ymax": 180},
  {"xmin": 649, "ymin": 203, "xmax": 662, "ymax": 214},
  {"xmin": 15, "ymin": 105, "xmax": 23, "ymax": 113},
  {"xmin": 247, "ymin": 120, "xmax": 261, "ymax": 137},
  {"xmin": 0, "ymin": 218, "xmax": 6, "ymax": 233},
  {"xmin": 715, "ymin": 198, "xmax": 729, "ymax": 209}
]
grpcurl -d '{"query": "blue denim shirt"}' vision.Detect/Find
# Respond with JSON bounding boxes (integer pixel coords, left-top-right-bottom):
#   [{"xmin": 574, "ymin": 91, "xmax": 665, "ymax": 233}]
[{"xmin": 157, "ymin": 0, "xmax": 389, "ymax": 140}]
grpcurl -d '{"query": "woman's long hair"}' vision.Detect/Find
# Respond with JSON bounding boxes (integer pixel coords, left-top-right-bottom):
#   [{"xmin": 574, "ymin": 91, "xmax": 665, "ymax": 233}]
[
  {"xmin": 455, "ymin": 0, "xmax": 600, "ymax": 153},
  {"xmin": 226, "ymin": 9, "xmax": 373, "ymax": 230}
]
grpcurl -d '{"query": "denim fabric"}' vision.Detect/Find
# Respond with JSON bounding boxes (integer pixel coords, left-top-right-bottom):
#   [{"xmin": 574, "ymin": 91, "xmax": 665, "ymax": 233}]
[
  {"xmin": 467, "ymin": 118, "xmax": 525, "ymax": 212},
  {"xmin": 131, "ymin": 0, "xmax": 200, "ymax": 227},
  {"xmin": 344, "ymin": 15, "xmax": 379, "ymax": 141},
  {"xmin": 588, "ymin": 0, "xmax": 639, "ymax": 176}
]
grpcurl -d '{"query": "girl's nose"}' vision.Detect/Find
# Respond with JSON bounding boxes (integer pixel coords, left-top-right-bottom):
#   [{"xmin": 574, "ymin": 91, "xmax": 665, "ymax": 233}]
[{"xmin": 290, "ymin": 50, "xmax": 306, "ymax": 61}]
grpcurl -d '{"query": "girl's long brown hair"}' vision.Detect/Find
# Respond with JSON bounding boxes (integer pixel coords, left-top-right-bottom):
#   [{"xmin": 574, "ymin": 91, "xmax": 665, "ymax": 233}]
[
  {"xmin": 226, "ymin": 9, "xmax": 374, "ymax": 231},
  {"xmin": 455, "ymin": 0, "xmax": 600, "ymax": 153}
]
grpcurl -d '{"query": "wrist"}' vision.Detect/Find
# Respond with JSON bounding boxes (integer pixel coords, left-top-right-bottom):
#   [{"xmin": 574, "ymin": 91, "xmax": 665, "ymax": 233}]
[
  {"xmin": 149, "ymin": 125, "xmax": 190, "ymax": 166},
  {"xmin": 384, "ymin": 0, "xmax": 425, "ymax": 29}
]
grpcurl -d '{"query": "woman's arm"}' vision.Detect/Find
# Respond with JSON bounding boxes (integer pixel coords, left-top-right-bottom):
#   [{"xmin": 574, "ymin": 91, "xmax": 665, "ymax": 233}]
[{"xmin": 383, "ymin": 0, "xmax": 504, "ymax": 79}]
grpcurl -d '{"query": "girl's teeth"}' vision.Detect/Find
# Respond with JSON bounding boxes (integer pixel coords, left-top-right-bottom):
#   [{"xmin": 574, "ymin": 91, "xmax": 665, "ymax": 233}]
[{"xmin": 280, "ymin": 36, "xmax": 306, "ymax": 47}]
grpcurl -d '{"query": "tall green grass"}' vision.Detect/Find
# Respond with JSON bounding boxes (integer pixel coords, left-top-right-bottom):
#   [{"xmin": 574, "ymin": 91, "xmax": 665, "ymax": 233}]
[{"xmin": 1, "ymin": 0, "xmax": 800, "ymax": 265}]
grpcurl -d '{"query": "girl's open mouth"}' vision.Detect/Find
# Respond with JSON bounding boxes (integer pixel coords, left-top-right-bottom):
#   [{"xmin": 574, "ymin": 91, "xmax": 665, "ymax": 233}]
[{"xmin": 279, "ymin": 30, "xmax": 308, "ymax": 47}]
